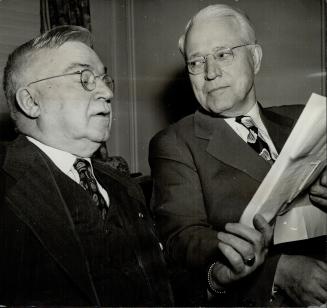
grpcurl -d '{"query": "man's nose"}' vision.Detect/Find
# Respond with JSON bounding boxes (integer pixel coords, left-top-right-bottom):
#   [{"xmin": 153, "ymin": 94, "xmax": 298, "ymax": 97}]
[
  {"xmin": 97, "ymin": 78, "xmax": 114, "ymax": 101},
  {"xmin": 205, "ymin": 55, "xmax": 222, "ymax": 80}
]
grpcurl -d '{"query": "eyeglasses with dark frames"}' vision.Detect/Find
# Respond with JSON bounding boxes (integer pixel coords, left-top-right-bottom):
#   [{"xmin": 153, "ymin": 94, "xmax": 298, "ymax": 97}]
[
  {"xmin": 187, "ymin": 43, "xmax": 256, "ymax": 75},
  {"xmin": 26, "ymin": 69, "xmax": 115, "ymax": 92}
]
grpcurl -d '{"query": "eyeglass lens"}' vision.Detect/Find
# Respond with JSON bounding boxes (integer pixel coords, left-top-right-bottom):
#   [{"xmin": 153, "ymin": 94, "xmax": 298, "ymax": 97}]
[
  {"xmin": 80, "ymin": 70, "xmax": 114, "ymax": 92},
  {"xmin": 188, "ymin": 49, "xmax": 234, "ymax": 74}
]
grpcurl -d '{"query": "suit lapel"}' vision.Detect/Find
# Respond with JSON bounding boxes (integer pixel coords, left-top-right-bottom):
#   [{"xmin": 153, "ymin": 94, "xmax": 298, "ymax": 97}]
[
  {"xmin": 194, "ymin": 110, "xmax": 271, "ymax": 182},
  {"xmin": 93, "ymin": 161, "xmax": 145, "ymax": 205},
  {"xmin": 3, "ymin": 136, "xmax": 99, "ymax": 305},
  {"xmin": 259, "ymin": 105, "xmax": 296, "ymax": 153}
]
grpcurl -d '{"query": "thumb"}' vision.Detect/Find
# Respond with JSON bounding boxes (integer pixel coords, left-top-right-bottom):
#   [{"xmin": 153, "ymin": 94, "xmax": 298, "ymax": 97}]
[{"xmin": 253, "ymin": 214, "xmax": 273, "ymax": 247}]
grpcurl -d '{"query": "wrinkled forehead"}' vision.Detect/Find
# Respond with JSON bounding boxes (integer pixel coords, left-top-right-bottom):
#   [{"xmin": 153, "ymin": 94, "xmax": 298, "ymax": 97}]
[{"xmin": 185, "ymin": 16, "xmax": 243, "ymax": 56}]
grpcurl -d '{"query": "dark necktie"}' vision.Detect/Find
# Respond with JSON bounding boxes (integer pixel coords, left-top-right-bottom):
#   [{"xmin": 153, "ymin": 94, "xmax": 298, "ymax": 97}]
[
  {"xmin": 73, "ymin": 158, "xmax": 108, "ymax": 219},
  {"xmin": 235, "ymin": 115, "xmax": 275, "ymax": 163}
]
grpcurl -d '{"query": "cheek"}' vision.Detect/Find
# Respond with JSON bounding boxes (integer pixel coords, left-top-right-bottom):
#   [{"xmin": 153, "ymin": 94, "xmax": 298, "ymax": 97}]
[
  {"xmin": 190, "ymin": 77, "xmax": 205, "ymax": 101},
  {"xmin": 232, "ymin": 59, "xmax": 254, "ymax": 87},
  {"xmin": 235, "ymin": 73, "xmax": 254, "ymax": 95},
  {"xmin": 58, "ymin": 99, "xmax": 90, "ymax": 129},
  {"xmin": 64, "ymin": 92, "xmax": 91, "ymax": 113},
  {"xmin": 228, "ymin": 67, "xmax": 253, "ymax": 95}
]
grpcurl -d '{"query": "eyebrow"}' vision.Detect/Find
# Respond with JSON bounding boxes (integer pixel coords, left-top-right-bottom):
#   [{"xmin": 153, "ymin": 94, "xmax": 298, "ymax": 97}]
[
  {"xmin": 63, "ymin": 63, "xmax": 107, "ymax": 75},
  {"xmin": 188, "ymin": 52, "xmax": 203, "ymax": 59},
  {"xmin": 62, "ymin": 63, "xmax": 90, "ymax": 73},
  {"xmin": 188, "ymin": 46, "xmax": 229, "ymax": 59}
]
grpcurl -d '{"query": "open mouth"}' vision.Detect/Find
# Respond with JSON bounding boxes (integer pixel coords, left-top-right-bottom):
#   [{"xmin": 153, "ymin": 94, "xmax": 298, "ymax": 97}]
[{"xmin": 96, "ymin": 111, "xmax": 111, "ymax": 117}]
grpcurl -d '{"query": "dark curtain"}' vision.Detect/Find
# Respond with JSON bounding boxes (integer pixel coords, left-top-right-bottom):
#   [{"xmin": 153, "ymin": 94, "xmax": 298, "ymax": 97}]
[{"xmin": 40, "ymin": 0, "xmax": 91, "ymax": 33}]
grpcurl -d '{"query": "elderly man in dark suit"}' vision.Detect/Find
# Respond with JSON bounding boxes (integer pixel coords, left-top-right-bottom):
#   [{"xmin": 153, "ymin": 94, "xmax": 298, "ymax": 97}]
[
  {"xmin": 0, "ymin": 25, "xmax": 173, "ymax": 306},
  {"xmin": 149, "ymin": 4, "xmax": 327, "ymax": 307}
]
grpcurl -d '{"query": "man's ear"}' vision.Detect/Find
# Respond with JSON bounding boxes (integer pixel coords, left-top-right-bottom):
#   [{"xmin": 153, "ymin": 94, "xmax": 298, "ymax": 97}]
[
  {"xmin": 15, "ymin": 87, "xmax": 40, "ymax": 118},
  {"xmin": 252, "ymin": 44, "xmax": 263, "ymax": 75}
]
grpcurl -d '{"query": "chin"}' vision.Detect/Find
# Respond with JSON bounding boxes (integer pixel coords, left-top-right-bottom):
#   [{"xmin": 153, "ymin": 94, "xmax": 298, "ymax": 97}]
[
  {"xmin": 90, "ymin": 124, "xmax": 111, "ymax": 139},
  {"xmin": 206, "ymin": 104, "xmax": 228, "ymax": 115},
  {"xmin": 207, "ymin": 98, "xmax": 238, "ymax": 115},
  {"xmin": 96, "ymin": 134, "xmax": 110, "ymax": 143},
  {"xmin": 87, "ymin": 131, "xmax": 110, "ymax": 144}
]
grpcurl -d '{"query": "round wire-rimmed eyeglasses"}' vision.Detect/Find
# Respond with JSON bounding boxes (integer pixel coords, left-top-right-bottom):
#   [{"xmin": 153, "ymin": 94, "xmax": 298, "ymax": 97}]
[{"xmin": 26, "ymin": 69, "xmax": 115, "ymax": 92}]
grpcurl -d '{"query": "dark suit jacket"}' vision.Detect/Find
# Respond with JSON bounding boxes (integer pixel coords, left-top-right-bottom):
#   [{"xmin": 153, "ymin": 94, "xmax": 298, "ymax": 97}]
[
  {"xmin": 0, "ymin": 135, "xmax": 173, "ymax": 306},
  {"xmin": 149, "ymin": 104, "xmax": 318, "ymax": 306}
]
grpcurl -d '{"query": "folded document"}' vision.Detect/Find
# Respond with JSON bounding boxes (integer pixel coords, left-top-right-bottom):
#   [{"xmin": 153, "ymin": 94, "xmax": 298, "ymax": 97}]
[{"xmin": 240, "ymin": 93, "xmax": 327, "ymax": 244}]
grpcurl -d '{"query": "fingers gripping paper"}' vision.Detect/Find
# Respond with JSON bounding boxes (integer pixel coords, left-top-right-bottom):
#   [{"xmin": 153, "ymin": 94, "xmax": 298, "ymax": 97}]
[{"xmin": 240, "ymin": 93, "xmax": 327, "ymax": 244}]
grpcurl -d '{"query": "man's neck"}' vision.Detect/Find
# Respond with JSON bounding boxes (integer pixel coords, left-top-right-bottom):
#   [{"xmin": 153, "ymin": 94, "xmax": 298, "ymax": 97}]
[{"xmin": 26, "ymin": 133, "xmax": 100, "ymax": 158}]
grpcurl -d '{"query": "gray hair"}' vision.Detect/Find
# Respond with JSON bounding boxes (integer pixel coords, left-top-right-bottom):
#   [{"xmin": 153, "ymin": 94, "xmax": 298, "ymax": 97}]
[
  {"xmin": 178, "ymin": 4, "xmax": 256, "ymax": 58},
  {"xmin": 3, "ymin": 25, "xmax": 92, "ymax": 119}
]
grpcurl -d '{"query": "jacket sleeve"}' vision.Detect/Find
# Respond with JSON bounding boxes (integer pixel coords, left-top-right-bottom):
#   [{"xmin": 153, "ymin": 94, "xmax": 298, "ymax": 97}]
[
  {"xmin": 149, "ymin": 127, "xmax": 281, "ymax": 306},
  {"xmin": 149, "ymin": 128, "xmax": 223, "ymax": 269}
]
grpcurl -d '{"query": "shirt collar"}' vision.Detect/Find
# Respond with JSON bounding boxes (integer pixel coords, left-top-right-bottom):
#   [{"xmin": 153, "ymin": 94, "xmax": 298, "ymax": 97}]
[
  {"xmin": 26, "ymin": 136, "xmax": 91, "ymax": 175},
  {"xmin": 224, "ymin": 102, "xmax": 259, "ymax": 123},
  {"xmin": 245, "ymin": 102, "xmax": 260, "ymax": 124}
]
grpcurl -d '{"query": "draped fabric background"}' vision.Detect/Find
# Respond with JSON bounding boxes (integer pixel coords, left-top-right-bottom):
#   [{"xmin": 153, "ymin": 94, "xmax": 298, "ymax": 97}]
[{"xmin": 40, "ymin": 0, "xmax": 91, "ymax": 33}]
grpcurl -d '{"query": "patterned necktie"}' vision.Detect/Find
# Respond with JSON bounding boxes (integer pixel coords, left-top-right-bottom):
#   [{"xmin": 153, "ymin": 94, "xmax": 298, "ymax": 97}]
[
  {"xmin": 73, "ymin": 158, "xmax": 108, "ymax": 219},
  {"xmin": 235, "ymin": 115, "xmax": 275, "ymax": 163}
]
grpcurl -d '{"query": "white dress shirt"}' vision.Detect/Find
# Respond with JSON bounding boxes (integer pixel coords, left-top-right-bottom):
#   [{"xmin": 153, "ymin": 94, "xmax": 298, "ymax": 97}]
[
  {"xmin": 27, "ymin": 136, "xmax": 109, "ymax": 206},
  {"xmin": 224, "ymin": 103, "xmax": 278, "ymax": 160}
]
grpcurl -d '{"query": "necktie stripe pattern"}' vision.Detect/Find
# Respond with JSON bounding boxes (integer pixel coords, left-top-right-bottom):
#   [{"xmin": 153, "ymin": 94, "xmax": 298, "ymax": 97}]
[
  {"xmin": 235, "ymin": 116, "xmax": 275, "ymax": 162},
  {"xmin": 74, "ymin": 158, "xmax": 108, "ymax": 219}
]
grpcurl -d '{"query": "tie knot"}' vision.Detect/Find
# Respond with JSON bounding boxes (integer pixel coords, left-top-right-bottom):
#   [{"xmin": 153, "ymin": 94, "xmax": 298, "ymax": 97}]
[
  {"xmin": 235, "ymin": 115, "xmax": 255, "ymax": 129},
  {"xmin": 74, "ymin": 158, "xmax": 92, "ymax": 174}
]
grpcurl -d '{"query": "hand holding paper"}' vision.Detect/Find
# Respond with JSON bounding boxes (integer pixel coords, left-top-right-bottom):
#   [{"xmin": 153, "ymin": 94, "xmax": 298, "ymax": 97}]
[{"xmin": 212, "ymin": 215, "xmax": 272, "ymax": 287}]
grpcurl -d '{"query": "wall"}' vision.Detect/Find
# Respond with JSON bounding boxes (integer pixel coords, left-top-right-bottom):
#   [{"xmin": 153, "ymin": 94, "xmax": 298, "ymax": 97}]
[
  {"xmin": 91, "ymin": 0, "xmax": 139, "ymax": 170},
  {"xmin": 0, "ymin": 0, "xmax": 40, "ymax": 139}
]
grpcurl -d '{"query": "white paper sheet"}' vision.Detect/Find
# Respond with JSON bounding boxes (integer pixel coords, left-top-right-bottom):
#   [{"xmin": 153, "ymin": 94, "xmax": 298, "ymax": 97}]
[
  {"xmin": 240, "ymin": 93, "xmax": 327, "ymax": 242},
  {"xmin": 274, "ymin": 194, "xmax": 327, "ymax": 244}
]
